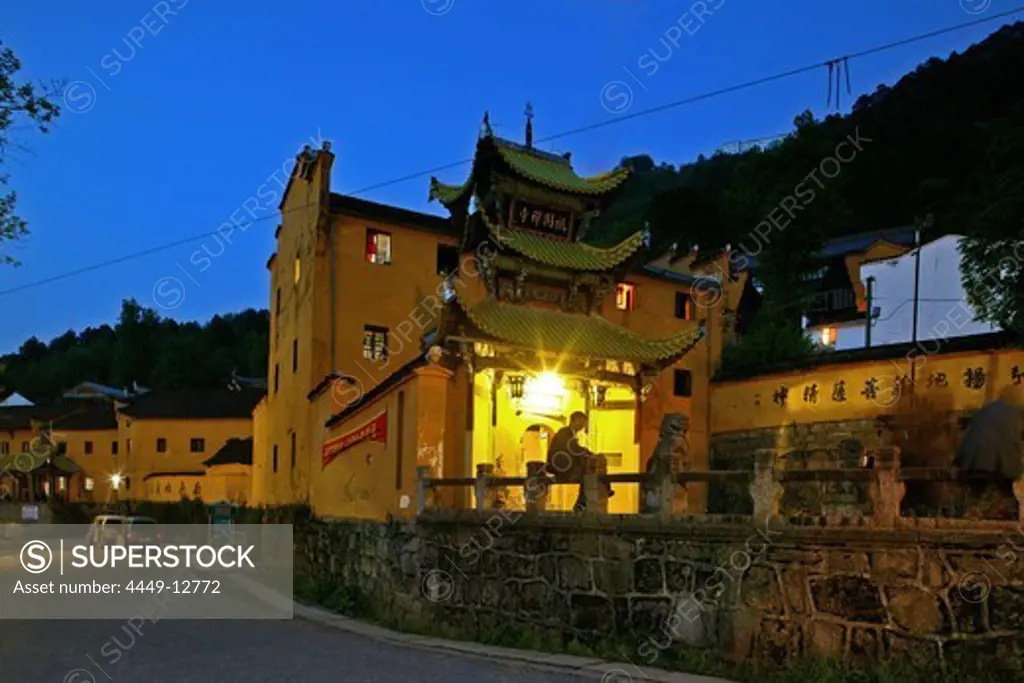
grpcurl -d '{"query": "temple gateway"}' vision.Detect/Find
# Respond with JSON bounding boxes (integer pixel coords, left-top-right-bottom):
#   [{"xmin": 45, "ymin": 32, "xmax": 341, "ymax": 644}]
[{"xmin": 257, "ymin": 115, "xmax": 734, "ymax": 518}]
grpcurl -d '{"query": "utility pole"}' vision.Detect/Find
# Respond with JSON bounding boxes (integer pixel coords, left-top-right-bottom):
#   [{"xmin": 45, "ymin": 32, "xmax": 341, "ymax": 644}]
[
  {"xmin": 911, "ymin": 227, "xmax": 921, "ymax": 345},
  {"xmin": 865, "ymin": 276, "xmax": 875, "ymax": 348}
]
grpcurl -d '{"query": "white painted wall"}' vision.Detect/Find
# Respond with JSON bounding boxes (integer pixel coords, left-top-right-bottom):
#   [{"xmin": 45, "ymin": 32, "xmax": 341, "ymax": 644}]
[{"xmin": 861, "ymin": 235, "xmax": 998, "ymax": 346}]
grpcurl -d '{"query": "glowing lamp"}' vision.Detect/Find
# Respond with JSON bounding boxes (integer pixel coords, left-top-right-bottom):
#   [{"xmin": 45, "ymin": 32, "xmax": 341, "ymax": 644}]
[
  {"xmin": 521, "ymin": 373, "xmax": 567, "ymax": 413},
  {"xmin": 110, "ymin": 473, "xmax": 123, "ymax": 490}
]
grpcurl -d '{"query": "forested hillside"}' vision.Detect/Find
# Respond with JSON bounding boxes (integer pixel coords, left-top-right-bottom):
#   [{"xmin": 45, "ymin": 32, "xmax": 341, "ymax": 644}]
[{"xmin": 0, "ymin": 300, "xmax": 268, "ymax": 400}]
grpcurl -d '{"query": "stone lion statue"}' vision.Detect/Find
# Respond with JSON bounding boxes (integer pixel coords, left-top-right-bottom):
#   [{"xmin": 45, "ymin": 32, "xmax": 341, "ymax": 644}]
[{"xmin": 641, "ymin": 413, "xmax": 689, "ymax": 514}]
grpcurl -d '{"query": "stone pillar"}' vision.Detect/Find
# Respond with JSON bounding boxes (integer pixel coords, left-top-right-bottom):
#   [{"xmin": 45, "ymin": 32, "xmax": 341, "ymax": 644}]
[
  {"xmin": 750, "ymin": 448, "xmax": 782, "ymax": 525},
  {"xmin": 413, "ymin": 364, "xmax": 453, "ymax": 475},
  {"xmin": 869, "ymin": 447, "xmax": 905, "ymax": 528},
  {"xmin": 415, "ymin": 466, "xmax": 430, "ymax": 514},
  {"xmin": 525, "ymin": 461, "xmax": 549, "ymax": 513},
  {"xmin": 413, "ymin": 363, "xmax": 453, "ymax": 508},
  {"xmin": 475, "ymin": 463, "xmax": 496, "ymax": 511}
]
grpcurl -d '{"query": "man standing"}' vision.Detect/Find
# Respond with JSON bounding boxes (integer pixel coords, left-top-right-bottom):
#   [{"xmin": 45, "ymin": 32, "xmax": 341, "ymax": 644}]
[{"xmin": 546, "ymin": 411, "xmax": 611, "ymax": 512}]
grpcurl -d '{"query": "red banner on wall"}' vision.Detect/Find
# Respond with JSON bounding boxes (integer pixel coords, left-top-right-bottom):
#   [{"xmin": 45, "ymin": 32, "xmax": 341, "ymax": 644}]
[{"xmin": 322, "ymin": 410, "xmax": 387, "ymax": 469}]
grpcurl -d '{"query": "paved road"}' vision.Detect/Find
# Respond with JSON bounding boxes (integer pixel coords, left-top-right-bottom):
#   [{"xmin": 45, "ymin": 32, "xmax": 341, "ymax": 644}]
[{"xmin": 0, "ymin": 618, "xmax": 594, "ymax": 682}]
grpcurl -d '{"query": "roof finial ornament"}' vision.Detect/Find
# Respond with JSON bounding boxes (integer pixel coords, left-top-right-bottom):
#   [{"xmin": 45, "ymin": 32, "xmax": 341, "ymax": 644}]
[
  {"xmin": 480, "ymin": 111, "xmax": 492, "ymax": 139},
  {"xmin": 524, "ymin": 102, "xmax": 534, "ymax": 148}
]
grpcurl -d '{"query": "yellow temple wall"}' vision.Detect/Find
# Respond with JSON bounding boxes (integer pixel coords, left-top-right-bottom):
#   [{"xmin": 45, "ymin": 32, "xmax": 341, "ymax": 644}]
[
  {"xmin": 118, "ymin": 414, "xmax": 252, "ymax": 501},
  {"xmin": 710, "ymin": 346, "xmax": 1024, "ymax": 436},
  {"xmin": 57, "ymin": 426, "xmax": 120, "ymax": 503}
]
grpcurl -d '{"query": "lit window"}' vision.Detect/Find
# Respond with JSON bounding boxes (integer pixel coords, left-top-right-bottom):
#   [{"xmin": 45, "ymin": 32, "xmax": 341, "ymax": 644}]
[
  {"xmin": 363, "ymin": 325, "xmax": 388, "ymax": 361},
  {"xmin": 57, "ymin": 476, "xmax": 66, "ymax": 492},
  {"xmin": 366, "ymin": 229, "xmax": 392, "ymax": 265},
  {"xmin": 616, "ymin": 283, "xmax": 635, "ymax": 311},
  {"xmin": 820, "ymin": 326, "xmax": 838, "ymax": 346},
  {"xmin": 84, "ymin": 477, "xmax": 95, "ymax": 492},
  {"xmin": 190, "ymin": 438, "xmax": 205, "ymax": 453},
  {"xmin": 294, "ymin": 256, "xmax": 301, "ymax": 284}
]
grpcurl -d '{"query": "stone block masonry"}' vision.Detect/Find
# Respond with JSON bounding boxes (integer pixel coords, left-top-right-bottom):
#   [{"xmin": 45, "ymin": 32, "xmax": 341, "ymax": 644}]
[{"xmin": 295, "ymin": 511, "xmax": 1024, "ymax": 671}]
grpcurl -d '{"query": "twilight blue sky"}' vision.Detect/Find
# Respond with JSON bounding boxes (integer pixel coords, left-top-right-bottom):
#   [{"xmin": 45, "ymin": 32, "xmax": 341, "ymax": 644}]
[{"xmin": 1, "ymin": 0, "xmax": 1020, "ymax": 353}]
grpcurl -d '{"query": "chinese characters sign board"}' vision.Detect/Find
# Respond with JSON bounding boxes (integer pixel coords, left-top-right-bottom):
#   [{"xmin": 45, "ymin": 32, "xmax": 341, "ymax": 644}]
[
  {"xmin": 509, "ymin": 199, "xmax": 573, "ymax": 239},
  {"xmin": 322, "ymin": 410, "xmax": 388, "ymax": 469}
]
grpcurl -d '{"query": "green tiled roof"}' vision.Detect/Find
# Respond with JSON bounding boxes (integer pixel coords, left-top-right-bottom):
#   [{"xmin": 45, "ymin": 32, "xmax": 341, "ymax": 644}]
[
  {"xmin": 493, "ymin": 139, "xmax": 630, "ymax": 195},
  {"xmin": 429, "ymin": 177, "xmax": 471, "ymax": 207},
  {"xmin": 428, "ymin": 135, "xmax": 630, "ymax": 208},
  {"xmin": 480, "ymin": 210, "xmax": 645, "ymax": 270},
  {"xmin": 461, "ymin": 298, "xmax": 704, "ymax": 364}
]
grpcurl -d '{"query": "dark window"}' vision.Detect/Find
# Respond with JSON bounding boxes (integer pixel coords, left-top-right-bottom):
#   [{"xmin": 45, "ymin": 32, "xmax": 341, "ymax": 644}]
[
  {"xmin": 84, "ymin": 441, "xmax": 93, "ymax": 455},
  {"xmin": 675, "ymin": 292, "xmax": 693, "ymax": 320},
  {"xmin": 126, "ymin": 439, "xmax": 132, "ymax": 454},
  {"xmin": 190, "ymin": 438, "xmax": 205, "ymax": 453},
  {"xmin": 272, "ymin": 445, "xmax": 278, "ymax": 473},
  {"xmin": 112, "ymin": 441, "xmax": 119, "ymax": 455},
  {"xmin": 290, "ymin": 432, "xmax": 296, "ymax": 472},
  {"xmin": 0, "ymin": 442, "xmax": 8, "ymax": 455},
  {"xmin": 274, "ymin": 364, "xmax": 280, "ymax": 393},
  {"xmin": 156, "ymin": 438, "xmax": 167, "ymax": 453},
  {"xmin": 673, "ymin": 369, "xmax": 693, "ymax": 397},
  {"xmin": 436, "ymin": 244, "xmax": 459, "ymax": 276},
  {"xmin": 275, "ymin": 287, "xmax": 281, "ymax": 316},
  {"xmin": 20, "ymin": 441, "xmax": 29, "ymax": 453},
  {"xmin": 292, "ymin": 339, "xmax": 298, "ymax": 373},
  {"xmin": 363, "ymin": 326, "xmax": 388, "ymax": 361},
  {"xmin": 366, "ymin": 229, "xmax": 392, "ymax": 265}
]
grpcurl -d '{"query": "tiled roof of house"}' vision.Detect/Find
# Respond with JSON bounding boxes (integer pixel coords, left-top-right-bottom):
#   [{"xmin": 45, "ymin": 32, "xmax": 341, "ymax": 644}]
[
  {"xmin": 460, "ymin": 298, "xmax": 704, "ymax": 364},
  {"xmin": 0, "ymin": 403, "xmax": 89, "ymax": 431},
  {"xmin": 329, "ymin": 193, "xmax": 456, "ymax": 235},
  {"xmin": 118, "ymin": 388, "xmax": 264, "ymax": 419},
  {"xmin": 50, "ymin": 403, "xmax": 118, "ymax": 431},
  {"xmin": 203, "ymin": 437, "xmax": 253, "ymax": 467}
]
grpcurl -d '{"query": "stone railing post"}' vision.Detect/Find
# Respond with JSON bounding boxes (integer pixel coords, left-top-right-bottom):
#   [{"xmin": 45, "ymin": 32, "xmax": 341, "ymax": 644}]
[
  {"xmin": 525, "ymin": 461, "xmax": 549, "ymax": 513},
  {"xmin": 1015, "ymin": 475, "xmax": 1024, "ymax": 526},
  {"xmin": 415, "ymin": 466, "xmax": 429, "ymax": 514},
  {"xmin": 583, "ymin": 455, "xmax": 608, "ymax": 513},
  {"xmin": 475, "ymin": 463, "xmax": 494, "ymax": 511},
  {"xmin": 750, "ymin": 448, "xmax": 782, "ymax": 525},
  {"xmin": 655, "ymin": 462, "xmax": 675, "ymax": 518},
  {"xmin": 869, "ymin": 447, "xmax": 904, "ymax": 528}
]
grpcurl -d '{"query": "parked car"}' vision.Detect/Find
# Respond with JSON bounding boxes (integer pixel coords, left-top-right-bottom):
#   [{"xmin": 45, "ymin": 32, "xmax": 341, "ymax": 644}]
[{"xmin": 87, "ymin": 515, "xmax": 159, "ymax": 546}]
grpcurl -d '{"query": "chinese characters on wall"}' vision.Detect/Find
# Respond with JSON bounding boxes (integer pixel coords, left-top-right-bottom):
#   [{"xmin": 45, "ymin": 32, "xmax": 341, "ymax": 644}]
[
  {"xmin": 509, "ymin": 199, "xmax": 573, "ymax": 238},
  {"xmin": 763, "ymin": 362, "xmax": 1020, "ymax": 409}
]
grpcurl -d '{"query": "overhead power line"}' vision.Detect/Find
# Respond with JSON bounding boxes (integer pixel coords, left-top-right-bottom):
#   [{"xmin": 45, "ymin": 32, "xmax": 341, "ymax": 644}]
[{"xmin": 2, "ymin": 5, "xmax": 1022, "ymax": 298}]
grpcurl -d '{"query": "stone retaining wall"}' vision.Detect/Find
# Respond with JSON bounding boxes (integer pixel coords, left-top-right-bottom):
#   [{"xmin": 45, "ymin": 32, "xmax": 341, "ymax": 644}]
[{"xmin": 297, "ymin": 511, "xmax": 1024, "ymax": 671}]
